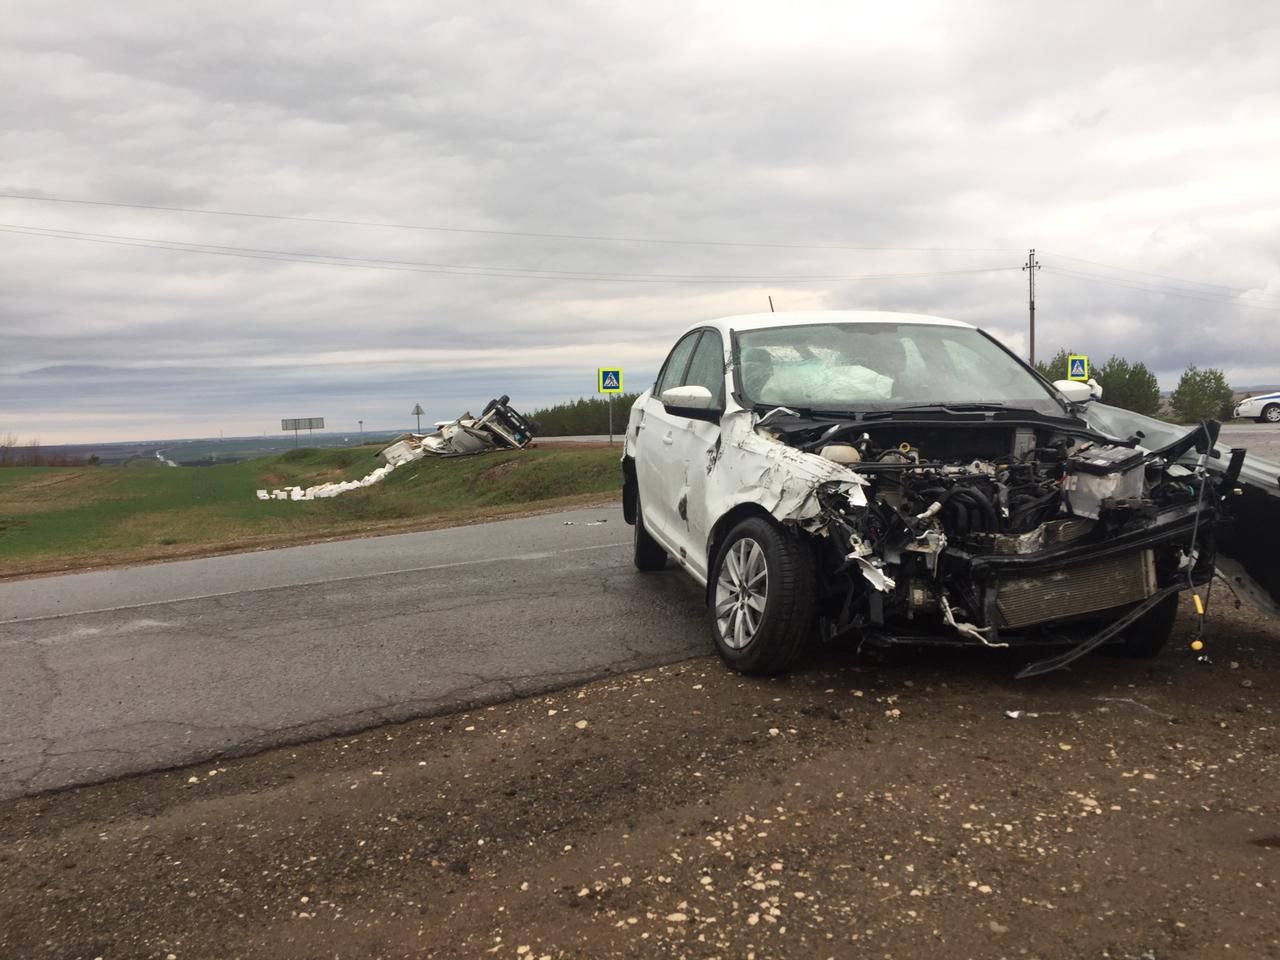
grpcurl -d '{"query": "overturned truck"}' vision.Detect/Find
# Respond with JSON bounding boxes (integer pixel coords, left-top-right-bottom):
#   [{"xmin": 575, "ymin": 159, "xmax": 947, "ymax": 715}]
[
  {"xmin": 622, "ymin": 311, "xmax": 1278, "ymax": 677},
  {"xmin": 381, "ymin": 396, "xmax": 538, "ymax": 465}
]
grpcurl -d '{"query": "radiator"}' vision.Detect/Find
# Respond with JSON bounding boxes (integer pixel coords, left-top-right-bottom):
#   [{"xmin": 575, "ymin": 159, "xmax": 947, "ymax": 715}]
[{"xmin": 995, "ymin": 550, "xmax": 1157, "ymax": 629}]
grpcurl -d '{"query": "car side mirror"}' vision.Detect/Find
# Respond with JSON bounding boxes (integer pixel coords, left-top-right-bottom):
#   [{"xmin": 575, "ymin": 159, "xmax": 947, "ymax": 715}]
[
  {"xmin": 661, "ymin": 385, "xmax": 721, "ymax": 422},
  {"xmin": 1053, "ymin": 378, "xmax": 1103, "ymax": 403}
]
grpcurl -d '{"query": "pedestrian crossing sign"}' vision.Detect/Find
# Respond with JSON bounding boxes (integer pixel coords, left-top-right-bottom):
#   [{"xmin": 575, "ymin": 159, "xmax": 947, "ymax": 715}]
[
  {"xmin": 1067, "ymin": 355, "xmax": 1089, "ymax": 382},
  {"xmin": 598, "ymin": 368, "xmax": 624, "ymax": 393}
]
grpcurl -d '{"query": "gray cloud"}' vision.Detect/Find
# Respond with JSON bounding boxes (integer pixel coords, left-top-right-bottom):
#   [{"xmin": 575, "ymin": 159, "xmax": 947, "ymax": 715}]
[{"xmin": 1, "ymin": 0, "xmax": 1277, "ymax": 441}]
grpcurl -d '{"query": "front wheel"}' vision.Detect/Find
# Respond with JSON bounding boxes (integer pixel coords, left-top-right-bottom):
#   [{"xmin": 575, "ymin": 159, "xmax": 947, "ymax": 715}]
[
  {"xmin": 708, "ymin": 516, "xmax": 815, "ymax": 675},
  {"xmin": 1260, "ymin": 404, "xmax": 1280, "ymax": 424}
]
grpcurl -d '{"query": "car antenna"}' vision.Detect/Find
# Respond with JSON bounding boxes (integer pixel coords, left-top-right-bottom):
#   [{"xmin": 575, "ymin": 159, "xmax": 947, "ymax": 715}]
[{"xmin": 767, "ymin": 295, "xmax": 775, "ymax": 313}]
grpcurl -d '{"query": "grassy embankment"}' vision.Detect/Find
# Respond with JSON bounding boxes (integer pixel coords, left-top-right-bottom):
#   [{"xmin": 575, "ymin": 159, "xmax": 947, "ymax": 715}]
[{"xmin": 0, "ymin": 445, "xmax": 622, "ymax": 578}]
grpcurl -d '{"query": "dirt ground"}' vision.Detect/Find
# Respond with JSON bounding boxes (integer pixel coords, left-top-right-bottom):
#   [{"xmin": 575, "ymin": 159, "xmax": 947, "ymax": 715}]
[{"xmin": 2, "ymin": 602, "xmax": 1277, "ymax": 960}]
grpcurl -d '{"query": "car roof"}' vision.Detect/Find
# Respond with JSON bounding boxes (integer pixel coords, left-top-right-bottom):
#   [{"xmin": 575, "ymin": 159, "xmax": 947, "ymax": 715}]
[{"xmin": 684, "ymin": 310, "xmax": 976, "ymax": 338}]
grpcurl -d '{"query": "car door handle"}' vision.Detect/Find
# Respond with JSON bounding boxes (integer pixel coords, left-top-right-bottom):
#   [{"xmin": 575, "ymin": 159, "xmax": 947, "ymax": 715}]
[{"xmin": 662, "ymin": 431, "xmax": 674, "ymax": 445}]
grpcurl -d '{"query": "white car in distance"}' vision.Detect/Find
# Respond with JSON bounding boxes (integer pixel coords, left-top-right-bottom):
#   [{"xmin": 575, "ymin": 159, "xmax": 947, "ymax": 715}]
[
  {"xmin": 622, "ymin": 311, "xmax": 1229, "ymax": 677},
  {"xmin": 1234, "ymin": 392, "xmax": 1280, "ymax": 423}
]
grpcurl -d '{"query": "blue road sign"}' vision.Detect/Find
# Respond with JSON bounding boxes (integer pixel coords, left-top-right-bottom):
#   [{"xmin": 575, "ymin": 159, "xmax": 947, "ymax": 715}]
[
  {"xmin": 1067, "ymin": 355, "xmax": 1089, "ymax": 381},
  {"xmin": 598, "ymin": 368, "xmax": 624, "ymax": 393}
]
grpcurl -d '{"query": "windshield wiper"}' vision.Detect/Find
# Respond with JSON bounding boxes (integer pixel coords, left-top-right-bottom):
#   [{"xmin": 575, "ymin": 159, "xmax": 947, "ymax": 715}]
[
  {"xmin": 863, "ymin": 401, "xmax": 1081, "ymax": 422},
  {"xmin": 859, "ymin": 402, "xmax": 1010, "ymax": 420},
  {"xmin": 883, "ymin": 402, "xmax": 1010, "ymax": 412}
]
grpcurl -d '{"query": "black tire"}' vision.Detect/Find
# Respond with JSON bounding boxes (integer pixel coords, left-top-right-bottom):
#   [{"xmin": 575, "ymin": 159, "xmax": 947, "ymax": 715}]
[
  {"xmin": 633, "ymin": 494, "xmax": 668, "ymax": 572},
  {"xmin": 708, "ymin": 516, "xmax": 815, "ymax": 675},
  {"xmin": 1113, "ymin": 592, "xmax": 1179, "ymax": 658},
  {"xmin": 1260, "ymin": 404, "xmax": 1280, "ymax": 424}
]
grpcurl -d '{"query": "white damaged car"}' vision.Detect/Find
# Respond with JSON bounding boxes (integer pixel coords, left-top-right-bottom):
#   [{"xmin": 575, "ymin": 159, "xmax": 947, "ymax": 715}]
[{"xmin": 622, "ymin": 311, "xmax": 1278, "ymax": 677}]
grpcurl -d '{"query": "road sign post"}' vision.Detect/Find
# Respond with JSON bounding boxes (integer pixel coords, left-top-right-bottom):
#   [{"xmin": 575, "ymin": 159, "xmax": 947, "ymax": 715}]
[
  {"xmin": 598, "ymin": 368, "xmax": 624, "ymax": 446},
  {"xmin": 411, "ymin": 403, "xmax": 424, "ymax": 433}
]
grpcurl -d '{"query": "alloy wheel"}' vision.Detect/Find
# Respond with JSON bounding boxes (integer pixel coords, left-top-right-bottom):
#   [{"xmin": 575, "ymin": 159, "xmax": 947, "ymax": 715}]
[{"xmin": 714, "ymin": 537, "xmax": 768, "ymax": 649}]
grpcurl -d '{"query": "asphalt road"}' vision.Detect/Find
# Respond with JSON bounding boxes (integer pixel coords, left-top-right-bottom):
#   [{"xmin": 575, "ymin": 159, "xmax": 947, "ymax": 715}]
[
  {"xmin": 0, "ymin": 506, "xmax": 707, "ymax": 800},
  {"xmin": 1219, "ymin": 421, "xmax": 1280, "ymax": 461}
]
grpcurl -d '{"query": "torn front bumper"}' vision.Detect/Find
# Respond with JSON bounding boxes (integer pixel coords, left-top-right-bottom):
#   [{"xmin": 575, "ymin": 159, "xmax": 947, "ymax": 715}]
[{"xmin": 943, "ymin": 499, "xmax": 1214, "ymax": 637}]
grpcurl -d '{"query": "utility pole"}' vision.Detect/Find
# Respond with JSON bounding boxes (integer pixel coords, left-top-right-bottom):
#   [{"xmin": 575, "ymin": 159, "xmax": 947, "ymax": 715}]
[
  {"xmin": 358, "ymin": 419, "xmax": 363, "ymax": 443},
  {"xmin": 1022, "ymin": 248, "xmax": 1040, "ymax": 365}
]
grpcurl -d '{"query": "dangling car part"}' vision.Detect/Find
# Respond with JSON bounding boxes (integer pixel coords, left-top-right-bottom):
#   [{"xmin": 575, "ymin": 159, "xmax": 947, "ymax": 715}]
[{"xmin": 622, "ymin": 311, "xmax": 1279, "ymax": 677}]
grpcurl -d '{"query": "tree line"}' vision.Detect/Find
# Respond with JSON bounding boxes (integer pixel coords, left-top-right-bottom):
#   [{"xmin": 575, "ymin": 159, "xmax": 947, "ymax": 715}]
[
  {"xmin": 527, "ymin": 394, "xmax": 641, "ymax": 436},
  {"xmin": 0, "ymin": 435, "xmax": 96, "ymax": 467},
  {"xmin": 1032, "ymin": 349, "xmax": 1236, "ymax": 423}
]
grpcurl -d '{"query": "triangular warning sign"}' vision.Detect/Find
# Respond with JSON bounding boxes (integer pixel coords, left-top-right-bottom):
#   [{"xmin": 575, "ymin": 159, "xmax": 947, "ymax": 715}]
[{"xmin": 603, "ymin": 372, "xmax": 619, "ymax": 388}]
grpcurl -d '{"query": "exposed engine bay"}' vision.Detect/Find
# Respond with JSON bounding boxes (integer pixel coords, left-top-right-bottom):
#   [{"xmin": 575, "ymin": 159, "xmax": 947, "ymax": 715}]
[{"xmin": 762, "ymin": 416, "xmax": 1231, "ymax": 676}]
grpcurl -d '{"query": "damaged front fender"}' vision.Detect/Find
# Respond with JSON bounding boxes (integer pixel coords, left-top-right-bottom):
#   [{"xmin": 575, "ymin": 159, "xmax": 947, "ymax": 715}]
[{"xmin": 704, "ymin": 408, "xmax": 868, "ymax": 533}]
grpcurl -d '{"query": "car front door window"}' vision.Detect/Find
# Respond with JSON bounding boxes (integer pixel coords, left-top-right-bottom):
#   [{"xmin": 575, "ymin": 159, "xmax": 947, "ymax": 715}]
[
  {"xmin": 656, "ymin": 332, "xmax": 700, "ymax": 398},
  {"xmin": 682, "ymin": 331, "xmax": 725, "ymax": 406}
]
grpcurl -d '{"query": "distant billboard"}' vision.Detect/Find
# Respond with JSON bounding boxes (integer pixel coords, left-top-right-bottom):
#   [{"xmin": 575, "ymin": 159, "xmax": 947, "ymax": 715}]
[{"xmin": 281, "ymin": 418, "xmax": 325, "ymax": 432}]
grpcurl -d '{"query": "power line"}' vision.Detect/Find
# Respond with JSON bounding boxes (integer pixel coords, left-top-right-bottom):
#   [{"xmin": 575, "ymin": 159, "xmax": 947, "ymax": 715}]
[
  {"xmin": 0, "ymin": 223, "xmax": 1022, "ymax": 285},
  {"xmin": 5, "ymin": 192, "xmax": 1271, "ymax": 304},
  {"xmin": 0, "ymin": 192, "xmax": 1020, "ymax": 254},
  {"xmin": 1045, "ymin": 266, "xmax": 1280, "ymax": 311},
  {"xmin": 1043, "ymin": 249, "xmax": 1266, "ymax": 296},
  {"xmin": 1048, "ymin": 264, "xmax": 1280, "ymax": 307}
]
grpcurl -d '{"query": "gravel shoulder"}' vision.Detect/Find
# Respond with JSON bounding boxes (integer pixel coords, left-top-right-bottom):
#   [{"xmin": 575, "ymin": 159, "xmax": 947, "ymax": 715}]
[{"xmin": 2, "ymin": 603, "xmax": 1277, "ymax": 959}]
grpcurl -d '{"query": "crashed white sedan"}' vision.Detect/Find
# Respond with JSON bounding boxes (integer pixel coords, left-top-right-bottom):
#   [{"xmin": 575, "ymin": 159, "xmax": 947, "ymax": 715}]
[{"xmin": 623, "ymin": 311, "xmax": 1277, "ymax": 677}]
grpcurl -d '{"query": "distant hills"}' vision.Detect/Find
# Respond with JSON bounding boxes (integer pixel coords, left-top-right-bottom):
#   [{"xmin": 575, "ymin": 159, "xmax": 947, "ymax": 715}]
[{"xmin": 9, "ymin": 432, "xmax": 401, "ymax": 468}]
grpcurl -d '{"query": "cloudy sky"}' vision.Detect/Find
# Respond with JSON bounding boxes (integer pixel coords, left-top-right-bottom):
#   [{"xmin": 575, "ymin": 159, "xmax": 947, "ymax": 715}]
[{"xmin": 2, "ymin": 0, "xmax": 1277, "ymax": 443}]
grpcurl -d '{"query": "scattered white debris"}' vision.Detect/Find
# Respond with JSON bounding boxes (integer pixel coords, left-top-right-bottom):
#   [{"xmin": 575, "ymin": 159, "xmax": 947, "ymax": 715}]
[{"xmin": 260, "ymin": 461, "xmax": 400, "ymax": 502}]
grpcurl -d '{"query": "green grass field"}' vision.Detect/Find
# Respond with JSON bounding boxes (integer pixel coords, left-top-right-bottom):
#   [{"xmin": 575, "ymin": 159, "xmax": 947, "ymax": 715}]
[{"xmin": 0, "ymin": 445, "xmax": 623, "ymax": 577}]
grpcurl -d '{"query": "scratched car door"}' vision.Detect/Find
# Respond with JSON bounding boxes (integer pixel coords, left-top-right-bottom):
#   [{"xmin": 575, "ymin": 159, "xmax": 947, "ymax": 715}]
[
  {"xmin": 635, "ymin": 330, "xmax": 702, "ymax": 546},
  {"xmin": 660, "ymin": 329, "xmax": 726, "ymax": 581}
]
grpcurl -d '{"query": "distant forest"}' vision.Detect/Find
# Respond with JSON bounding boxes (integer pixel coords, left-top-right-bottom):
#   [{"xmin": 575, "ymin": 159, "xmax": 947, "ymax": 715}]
[{"xmin": 529, "ymin": 394, "xmax": 641, "ymax": 436}]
